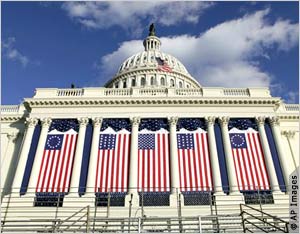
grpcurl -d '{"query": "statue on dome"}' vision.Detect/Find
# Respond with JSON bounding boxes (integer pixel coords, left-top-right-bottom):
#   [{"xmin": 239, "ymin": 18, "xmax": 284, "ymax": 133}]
[{"xmin": 149, "ymin": 23, "xmax": 156, "ymax": 36}]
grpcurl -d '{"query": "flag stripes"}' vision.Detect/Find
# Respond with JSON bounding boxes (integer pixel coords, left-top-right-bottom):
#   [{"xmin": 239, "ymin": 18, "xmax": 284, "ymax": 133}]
[
  {"xmin": 230, "ymin": 129, "xmax": 270, "ymax": 191},
  {"xmin": 36, "ymin": 130, "xmax": 78, "ymax": 193},
  {"xmin": 138, "ymin": 132, "xmax": 170, "ymax": 192},
  {"xmin": 95, "ymin": 130, "xmax": 131, "ymax": 193},
  {"xmin": 177, "ymin": 130, "xmax": 213, "ymax": 192}
]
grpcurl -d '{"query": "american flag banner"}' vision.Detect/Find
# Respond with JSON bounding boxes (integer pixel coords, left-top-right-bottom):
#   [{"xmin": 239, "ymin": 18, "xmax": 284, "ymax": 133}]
[
  {"xmin": 138, "ymin": 128, "xmax": 170, "ymax": 192},
  {"xmin": 95, "ymin": 127, "xmax": 131, "ymax": 193},
  {"xmin": 229, "ymin": 127, "xmax": 270, "ymax": 191},
  {"xmin": 36, "ymin": 129, "xmax": 78, "ymax": 193},
  {"xmin": 156, "ymin": 56, "xmax": 172, "ymax": 72},
  {"xmin": 177, "ymin": 128, "xmax": 213, "ymax": 192}
]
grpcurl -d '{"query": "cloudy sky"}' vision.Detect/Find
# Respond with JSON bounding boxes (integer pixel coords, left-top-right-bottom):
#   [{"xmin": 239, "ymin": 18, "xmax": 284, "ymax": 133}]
[{"xmin": 2, "ymin": 1, "xmax": 299, "ymax": 104}]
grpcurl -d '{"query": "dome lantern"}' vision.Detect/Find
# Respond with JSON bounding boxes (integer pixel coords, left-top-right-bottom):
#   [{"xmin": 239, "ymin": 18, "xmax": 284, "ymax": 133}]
[{"xmin": 143, "ymin": 23, "xmax": 161, "ymax": 51}]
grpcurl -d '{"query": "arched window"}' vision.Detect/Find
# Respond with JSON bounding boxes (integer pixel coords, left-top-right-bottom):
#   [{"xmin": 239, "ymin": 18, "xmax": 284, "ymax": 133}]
[
  {"xmin": 115, "ymin": 83, "xmax": 119, "ymax": 88},
  {"xmin": 123, "ymin": 80, "xmax": 127, "ymax": 88},
  {"xmin": 160, "ymin": 77, "xmax": 165, "ymax": 86},
  {"xmin": 186, "ymin": 84, "xmax": 190, "ymax": 88},
  {"xmin": 151, "ymin": 77, "xmax": 155, "ymax": 85},
  {"xmin": 179, "ymin": 81, "xmax": 183, "ymax": 88},
  {"xmin": 131, "ymin": 78, "xmax": 136, "ymax": 87},
  {"xmin": 170, "ymin": 79, "xmax": 175, "ymax": 87},
  {"xmin": 141, "ymin": 77, "xmax": 146, "ymax": 86}
]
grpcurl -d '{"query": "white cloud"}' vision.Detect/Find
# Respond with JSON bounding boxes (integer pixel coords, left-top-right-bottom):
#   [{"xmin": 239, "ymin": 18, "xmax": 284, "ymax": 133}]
[
  {"xmin": 2, "ymin": 37, "xmax": 29, "ymax": 67},
  {"xmin": 62, "ymin": 2, "xmax": 213, "ymax": 36},
  {"xmin": 98, "ymin": 9, "xmax": 298, "ymax": 90}
]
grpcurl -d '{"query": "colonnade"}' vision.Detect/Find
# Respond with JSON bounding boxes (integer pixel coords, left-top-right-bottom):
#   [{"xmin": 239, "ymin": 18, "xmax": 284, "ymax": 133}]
[{"xmin": 12, "ymin": 116, "xmax": 289, "ymax": 196}]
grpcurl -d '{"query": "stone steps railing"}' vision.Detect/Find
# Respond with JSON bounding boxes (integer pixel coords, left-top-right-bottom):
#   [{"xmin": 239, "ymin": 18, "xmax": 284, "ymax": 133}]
[{"xmin": 32, "ymin": 87, "xmax": 273, "ymax": 99}]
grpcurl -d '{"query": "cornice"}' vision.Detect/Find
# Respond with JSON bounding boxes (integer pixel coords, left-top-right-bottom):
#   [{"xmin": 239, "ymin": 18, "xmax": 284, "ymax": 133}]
[
  {"xmin": 1, "ymin": 116, "xmax": 25, "ymax": 122},
  {"xmin": 24, "ymin": 97, "xmax": 280, "ymax": 108}
]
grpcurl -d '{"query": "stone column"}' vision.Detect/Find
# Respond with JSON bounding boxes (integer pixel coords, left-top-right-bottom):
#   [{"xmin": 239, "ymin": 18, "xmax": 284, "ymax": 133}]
[
  {"xmin": 270, "ymin": 117, "xmax": 291, "ymax": 187},
  {"xmin": 12, "ymin": 118, "xmax": 38, "ymax": 193},
  {"xmin": 168, "ymin": 117, "xmax": 181, "ymax": 206},
  {"xmin": 69, "ymin": 117, "xmax": 89, "ymax": 194},
  {"xmin": 126, "ymin": 117, "xmax": 140, "ymax": 207},
  {"xmin": 205, "ymin": 117, "xmax": 223, "ymax": 194},
  {"xmin": 282, "ymin": 130, "xmax": 297, "ymax": 170},
  {"xmin": 256, "ymin": 117, "xmax": 280, "ymax": 192},
  {"xmin": 2, "ymin": 133, "xmax": 19, "ymax": 192},
  {"xmin": 86, "ymin": 118, "xmax": 102, "ymax": 194},
  {"xmin": 27, "ymin": 118, "xmax": 52, "ymax": 193},
  {"xmin": 218, "ymin": 117, "xmax": 240, "ymax": 194}
]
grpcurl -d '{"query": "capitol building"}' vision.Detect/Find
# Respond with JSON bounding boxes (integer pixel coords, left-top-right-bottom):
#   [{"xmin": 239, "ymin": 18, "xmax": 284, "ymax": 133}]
[{"xmin": 1, "ymin": 25, "xmax": 299, "ymax": 233}]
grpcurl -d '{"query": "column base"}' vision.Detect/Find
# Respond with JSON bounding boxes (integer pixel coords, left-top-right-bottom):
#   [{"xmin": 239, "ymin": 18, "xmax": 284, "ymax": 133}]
[
  {"xmin": 125, "ymin": 192, "xmax": 139, "ymax": 208},
  {"xmin": 169, "ymin": 193, "xmax": 179, "ymax": 207}
]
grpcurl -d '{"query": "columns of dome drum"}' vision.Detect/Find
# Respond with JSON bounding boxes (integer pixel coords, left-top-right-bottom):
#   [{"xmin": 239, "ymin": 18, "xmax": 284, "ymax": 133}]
[
  {"xmin": 256, "ymin": 117, "xmax": 281, "ymax": 192},
  {"xmin": 27, "ymin": 118, "xmax": 52, "ymax": 193},
  {"xmin": 128, "ymin": 117, "xmax": 140, "ymax": 194},
  {"xmin": 12, "ymin": 118, "xmax": 38, "ymax": 193},
  {"xmin": 168, "ymin": 117, "xmax": 180, "ymax": 194},
  {"xmin": 86, "ymin": 118, "xmax": 102, "ymax": 194},
  {"xmin": 269, "ymin": 117, "xmax": 291, "ymax": 189},
  {"xmin": 205, "ymin": 117, "xmax": 223, "ymax": 194},
  {"xmin": 69, "ymin": 117, "xmax": 89, "ymax": 194},
  {"xmin": 218, "ymin": 117, "xmax": 240, "ymax": 194}
]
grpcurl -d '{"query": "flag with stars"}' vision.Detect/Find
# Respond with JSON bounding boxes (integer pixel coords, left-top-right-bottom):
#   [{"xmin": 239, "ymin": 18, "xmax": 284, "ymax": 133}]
[
  {"xmin": 95, "ymin": 128, "xmax": 131, "ymax": 193},
  {"xmin": 156, "ymin": 57, "xmax": 172, "ymax": 72},
  {"xmin": 229, "ymin": 128, "xmax": 270, "ymax": 191},
  {"xmin": 177, "ymin": 128, "xmax": 213, "ymax": 192},
  {"xmin": 138, "ymin": 129, "xmax": 170, "ymax": 192},
  {"xmin": 36, "ymin": 128, "xmax": 78, "ymax": 193}
]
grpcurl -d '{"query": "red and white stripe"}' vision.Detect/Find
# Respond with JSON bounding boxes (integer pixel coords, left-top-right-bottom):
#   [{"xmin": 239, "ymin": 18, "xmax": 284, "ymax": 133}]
[
  {"xmin": 177, "ymin": 129, "xmax": 213, "ymax": 192},
  {"xmin": 230, "ymin": 128, "xmax": 270, "ymax": 191},
  {"xmin": 138, "ymin": 130, "xmax": 170, "ymax": 192},
  {"xmin": 95, "ymin": 129, "xmax": 131, "ymax": 193},
  {"xmin": 36, "ymin": 129, "xmax": 78, "ymax": 193}
]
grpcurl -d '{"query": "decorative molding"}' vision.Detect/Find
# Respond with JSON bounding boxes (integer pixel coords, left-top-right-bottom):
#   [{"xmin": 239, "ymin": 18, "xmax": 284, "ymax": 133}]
[
  {"xmin": 92, "ymin": 117, "xmax": 103, "ymax": 127},
  {"xmin": 78, "ymin": 117, "xmax": 89, "ymax": 127},
  {"xmin": 25, "ymin": 117, "xmax": 39, "ymax": 128},
  {"xmin": 281, "ymin": 130, "xmax": 296, "ymax": 138},
  {"xmin": 41, "ymin": 117, "xmax": 52, "ymax": 127},
  {"xmin": 168, "ymin": 116, "xmax": 178, "ymax": 126},
  {"xmin": 205, "ymin": 116, "xmax": 216, "ymax": 125},
  {"xmin": 218, "ymin": 116, "xmax": 230, "ymax": 126},
  {"xmin": 269, "ymin": 116, "xmax": 280, "ymax": 127},
  {"xmin": 130, "ymin": 117, "xmax": 141, "ymax": 126}
]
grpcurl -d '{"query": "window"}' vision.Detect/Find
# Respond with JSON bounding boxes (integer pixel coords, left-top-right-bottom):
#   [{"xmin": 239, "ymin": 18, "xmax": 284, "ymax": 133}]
[
  {"xmin": 34, "ymin": 193, "xmax": 64, "ymax": 207},
  {"xmin": 160, "ymin": 77, "xmax": 165, "ymax": 86},
  {"xmin": 123, "ymin": 80, "xmax": 127, "ymax": 88},
  {"xmin": 179, "ymin": 81, "xmax": 183, "ymax": 88},
  {"xmin": 141, "ymin": 77, "xmax": 146, "ymax": 86},
  {"xmin": 115, "ymin": 83, "xmax": 119, "ymax": 88},
  {"xmin": 131, "ymin": 78, "xmax": 136, "ymax": 87},
  {"xmin": 151, "ymin": 77, "xmax": 155, "ymax": 85},
  {"xmin": 170, "ymin": 79, "xmax": 175, "ymax": 87}
]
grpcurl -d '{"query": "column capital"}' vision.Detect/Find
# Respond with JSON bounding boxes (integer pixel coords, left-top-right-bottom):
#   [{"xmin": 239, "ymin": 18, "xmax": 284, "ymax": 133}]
[
  {"xmin": 130, "ymin": 117, "xmax": 141, "ymax": 126},
  {"xmin": 7, "ymin": 132, "xmax": 19, "ymax": 142},
  {"xmin": 205, "ymin": 116, "xmax": 216, "ymax": 126},
  {"xmin": 92, "ymin": 117, "xmax": 103, "ymax": 127},
  {"xmin": 282, "ymin": 130, "xmax": 296, "ymax": 138},
  {"xmin": 269, "ymin": 116, "xmax": 280, "ymax": 127},
  {"xmin": 41, "ymin": 117, "xmax": 52, "ymax": 127},
  {"xmin": 78, "ymin": 117, "xmax": 89, "ymax": 127},
  {"xmin": 255, "ymin": 116, "xmax": 266, "ymax": 125},
  {"xmin": 168, "ymin": 116, "xmax": 178, "ymax": 126},
  {"xmin": 25, "ymin": 117, "xmax": 39, "ymax": 128},
  {"xmin": 218, "ymin": 116, "xmax": 230, "ymax": 126}
]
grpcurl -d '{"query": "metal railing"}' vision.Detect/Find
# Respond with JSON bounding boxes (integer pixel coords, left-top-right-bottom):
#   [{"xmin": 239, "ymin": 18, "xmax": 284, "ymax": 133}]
[
  {"xmin": 240, "ymin": 204, "xmax": 289, "ymax": 233},
  {"xmin": 1, "ymin": 187, "xmax": 290, "ymax": 233}
]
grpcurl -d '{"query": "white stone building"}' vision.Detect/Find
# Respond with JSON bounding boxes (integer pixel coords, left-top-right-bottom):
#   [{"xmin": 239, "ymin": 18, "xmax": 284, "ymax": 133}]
[{"xmin": 1, "ymin": 26, "xmax": 299, "ymax": 232}]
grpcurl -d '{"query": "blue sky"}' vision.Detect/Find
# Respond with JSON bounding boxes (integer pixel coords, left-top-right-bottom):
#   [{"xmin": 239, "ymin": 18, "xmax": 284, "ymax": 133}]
[{"xmin": 2, "ymin": 1, "xmax": 299, "ymax": 104}]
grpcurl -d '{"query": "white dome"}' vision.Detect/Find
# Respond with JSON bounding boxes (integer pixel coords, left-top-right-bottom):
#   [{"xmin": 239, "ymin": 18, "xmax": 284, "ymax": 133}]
[{"xmin": 105, "ymin": 28, "xmax": 201, "ymax": 89}]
